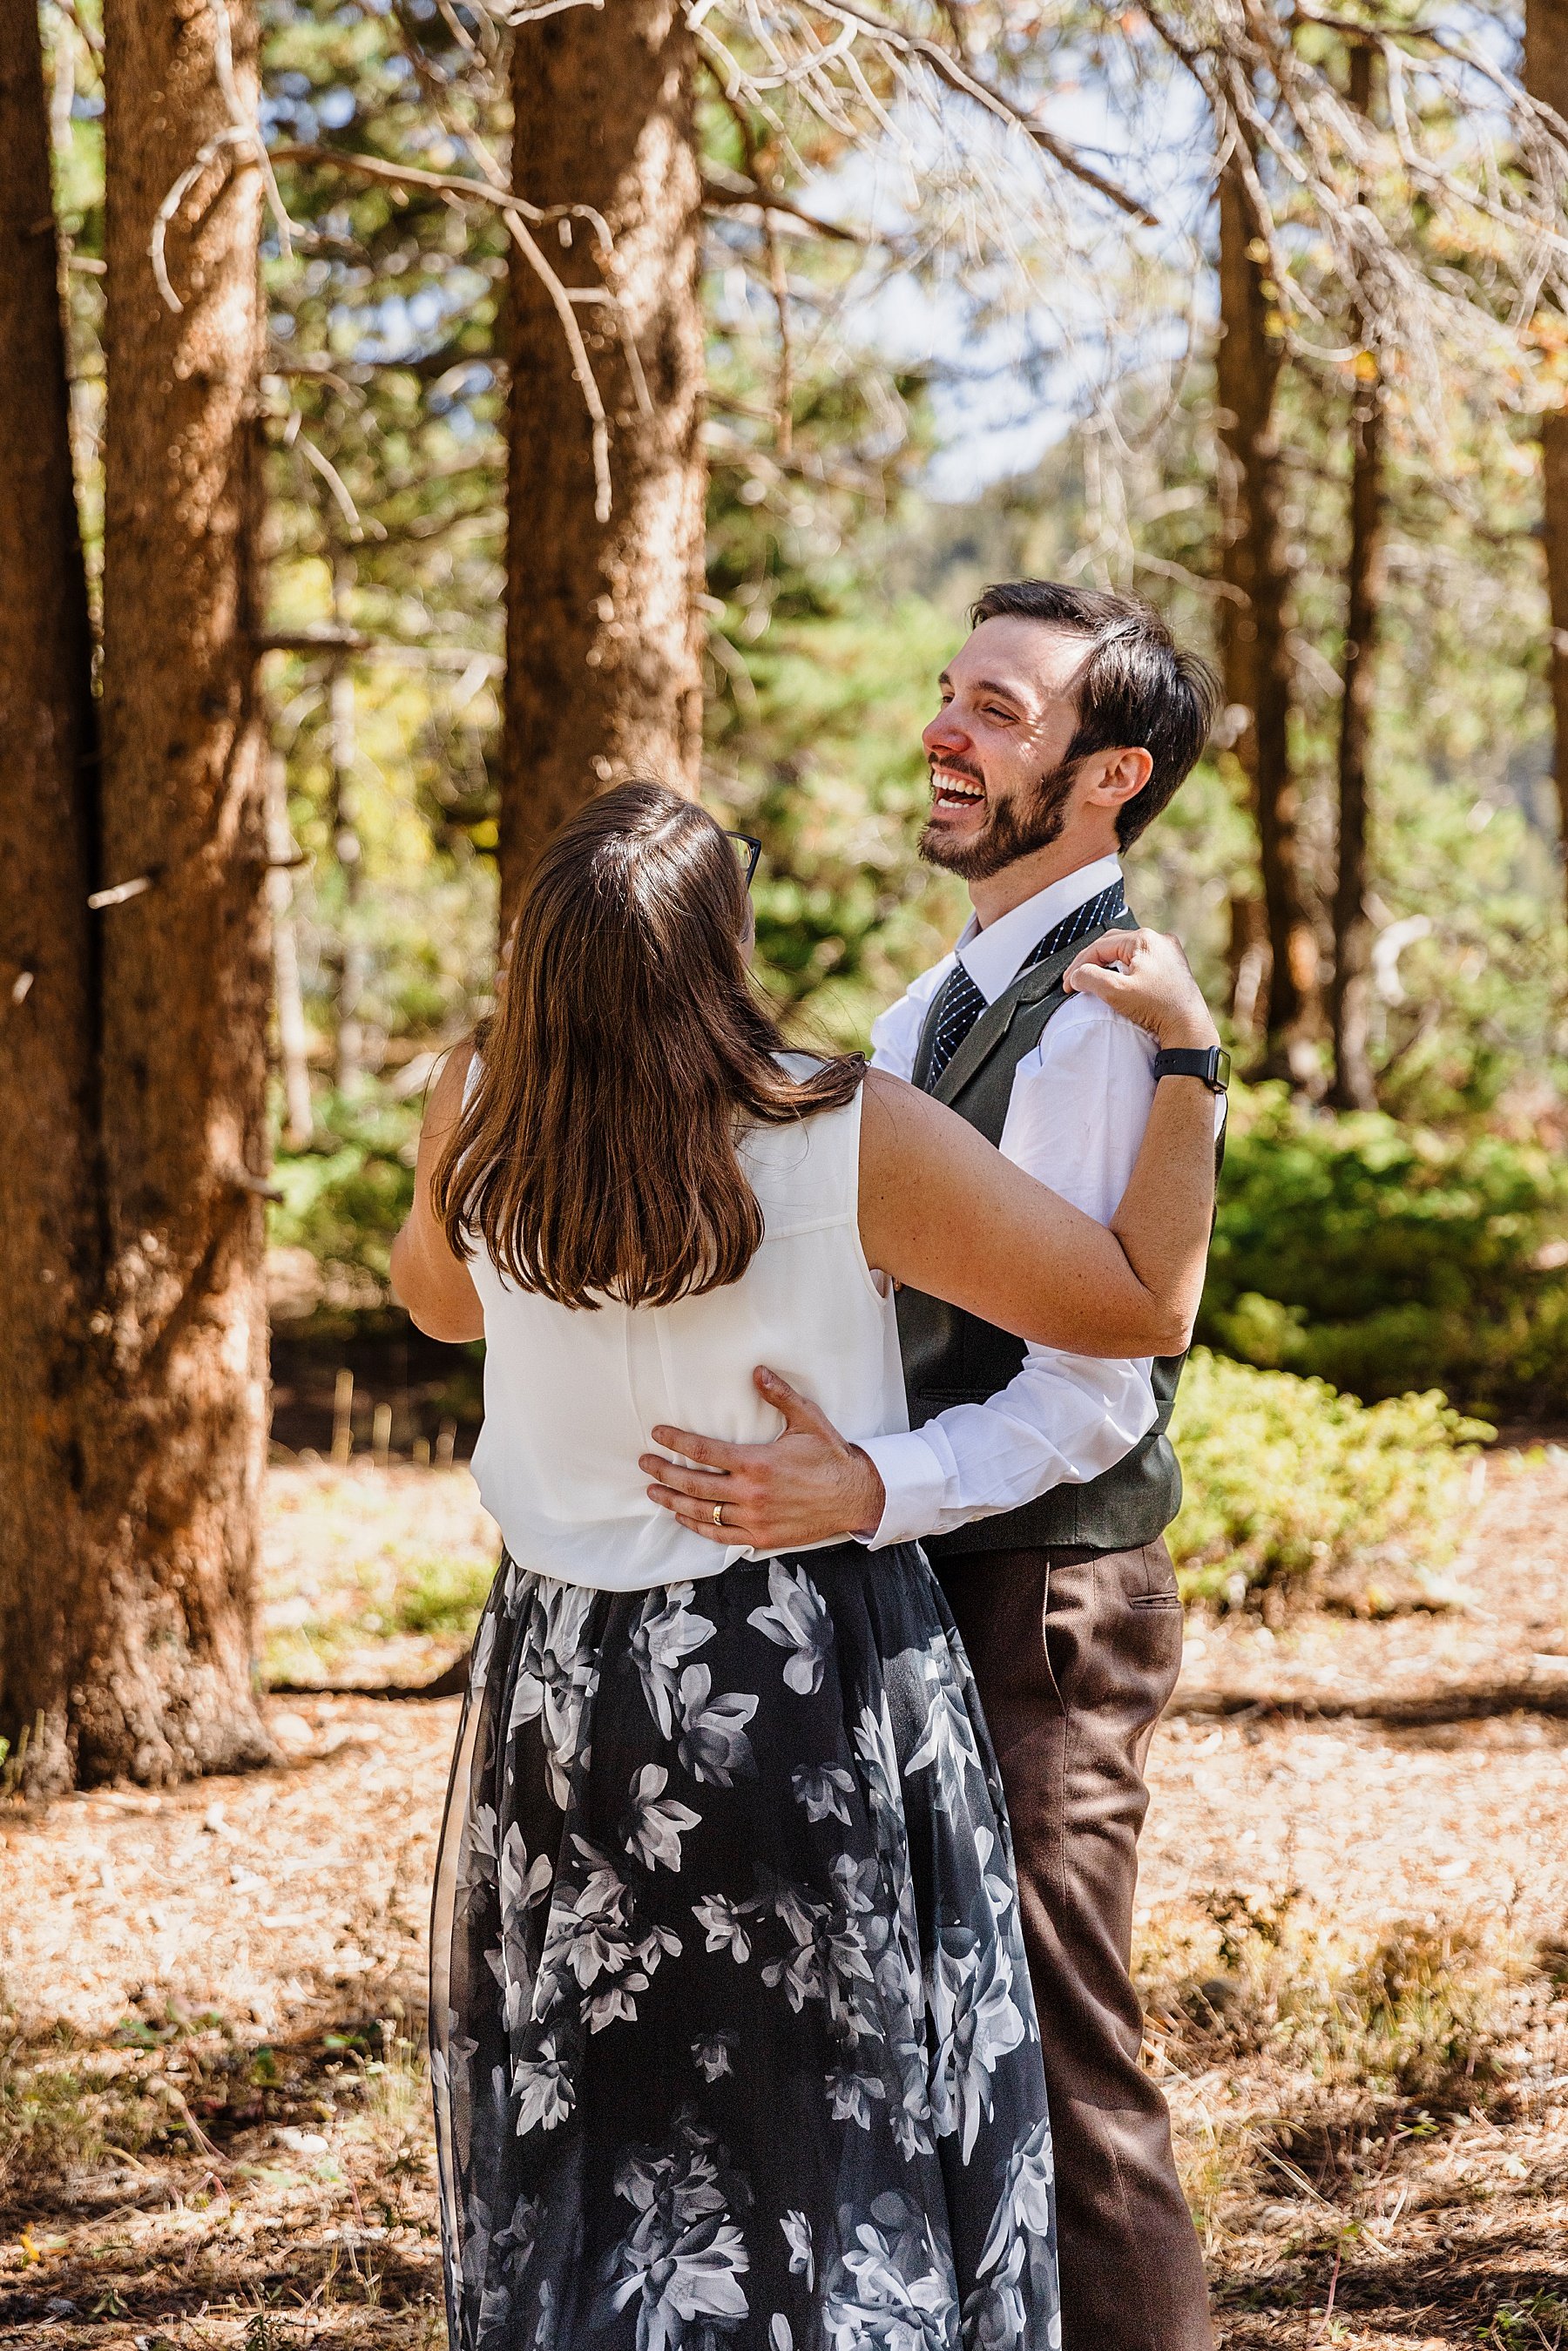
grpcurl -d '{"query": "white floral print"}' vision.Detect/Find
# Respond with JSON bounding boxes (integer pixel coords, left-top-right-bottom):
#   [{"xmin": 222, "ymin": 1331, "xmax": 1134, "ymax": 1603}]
[
  {"xmin": 605, "ymin": 2119, "xmax": 752, "ymax": 2351},
  {"xmin": 780, "ymin": 2210, "xmax": 814, "ymax": 2290},
  {"xmin": 631, "ymin": 1585, "xmax": 716, "ymax": 1739},
  {"xmin": 747, "ymin": 1563, "xmax": 835, "ymax": 1696},
  {"xmin": 675, "ymin": 1665, "xmax": 759, "ymax": 1787},
  {"xmin": 431, "ymin": 1550, "xmax": 1060, "ymax": 2351},
  {"xmin": 508, "ymin": 1579, "xmax": 600, "ymax": 1808},
  {"xmin": 927, "ymin": 1926, "xmax": 1028, "ymax": 2162},
  {"xmin": 792, "ymin": 1764, "xmax": 855, "ymax": 1826},
  {"xmin": 625, "ymin": 1766, "xmax": 702, "ymax": 1873},
  {"xmin": 692, "ymin": 2030, "xmax": 739, "ymax": 2082},
  {"xmin": 822, "ymin": 2190, "xmax": 960, "ymax": 2351}
]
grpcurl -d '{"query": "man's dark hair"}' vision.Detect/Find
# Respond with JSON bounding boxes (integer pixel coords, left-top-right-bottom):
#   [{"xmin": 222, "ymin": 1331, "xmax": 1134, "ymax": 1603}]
[{"xmin": 968, "ymin": 579, "xmax": 1219, "ymax": 847}]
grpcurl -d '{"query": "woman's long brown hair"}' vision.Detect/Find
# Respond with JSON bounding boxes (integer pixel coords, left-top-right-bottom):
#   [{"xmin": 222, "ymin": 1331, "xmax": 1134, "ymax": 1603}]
[{"xmin": 431, "ymin": 782, "xmax": 864, "ymax": 1309}]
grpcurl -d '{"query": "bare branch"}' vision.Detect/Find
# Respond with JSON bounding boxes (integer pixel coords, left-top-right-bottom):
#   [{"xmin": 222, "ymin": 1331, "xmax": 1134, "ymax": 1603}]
[
  {"xmin": 701, "ymin": 163, "xmax": 873, "ymax": 243},
  {"xmin": 786, "ymin": 0, "xmax": 1160, "ymax": 226}
]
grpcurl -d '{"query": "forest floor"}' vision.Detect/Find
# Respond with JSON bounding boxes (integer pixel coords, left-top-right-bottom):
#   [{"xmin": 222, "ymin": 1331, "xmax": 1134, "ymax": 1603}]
[{"xmin": 1, "ymin": 1449, "xmax": 1566, "ymax": 2350}]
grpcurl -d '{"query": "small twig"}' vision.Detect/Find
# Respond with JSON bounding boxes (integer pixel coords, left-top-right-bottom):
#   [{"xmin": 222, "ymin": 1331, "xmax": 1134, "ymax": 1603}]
[
  {"xmin": 152, "ymin": 1, "xmax": 298, "ymax": 314},
  {"xmin": 49, "ymin": 0, "xmax": 103, "ymax": 57},
  {"xmin": 794, "ymin": 0, "xmax": 1159, "ymax": 226},
  {"xmin": 700, "ymin": 164, "xmax": 870, "ymax": 244},
  {"xmin": 273, "ymin": 140, "xmax": 619, "ymax": 519},
  {"xmin": 498, "ymin": 0, "xmax": 605, "ymax": 19},
  {"xmin": 1313, "ymin": 2244, "xmax": 1342, "ymax": 2340},
  {"xmin": 297, "ymin": 434, "xmax": 381, "ymax": 541},
  {"xmin": 151, "ymin": 125, "xmax": 248, "ymax": 313},
  {"xmin": 257, "ymin": 628, "xmax": 375, "ymax": 655},
  {"xmin": 222, "ymin": 1166, "xmax": 285, "ymax": 1204},
  {"xmin": 87, "ymin": 875, "xmax": 155, "ymax": 911},
  {"xmin": 210, "ymin": 0, "xmax": 294, "ymax": 265}
]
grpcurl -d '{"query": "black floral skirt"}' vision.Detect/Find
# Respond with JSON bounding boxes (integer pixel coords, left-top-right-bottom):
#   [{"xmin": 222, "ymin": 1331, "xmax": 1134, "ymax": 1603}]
[{"xmin": 430, "ymin": 1543, "xmax": 1060, "ymax": 2351}]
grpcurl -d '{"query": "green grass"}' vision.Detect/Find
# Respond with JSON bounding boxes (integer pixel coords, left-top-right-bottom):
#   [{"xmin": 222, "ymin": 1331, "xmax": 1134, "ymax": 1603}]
[{"xmin": 391, "ymin": 1557, "xmax": 495, "ymax": 1638}]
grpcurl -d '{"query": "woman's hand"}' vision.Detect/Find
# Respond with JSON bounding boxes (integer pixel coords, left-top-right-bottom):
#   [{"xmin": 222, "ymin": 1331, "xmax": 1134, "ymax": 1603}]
[{"xmin": 1063, "ymin": 928, "xmax": 1220, "ymax": 1053}]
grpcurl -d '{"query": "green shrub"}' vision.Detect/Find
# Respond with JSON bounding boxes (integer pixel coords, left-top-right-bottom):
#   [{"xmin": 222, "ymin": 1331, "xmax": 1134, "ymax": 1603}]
[
  {"xmin": 1168, "ymin": 1348, "xmax": 1490, "ymax": 1604},
  {"xmin": 269, "ymin": 1094, "xmax": 419, "ymax": 1289},
  {"xmin": 1201, "ymin": 1084, "xmax": 1568, "ymax": 1416}
]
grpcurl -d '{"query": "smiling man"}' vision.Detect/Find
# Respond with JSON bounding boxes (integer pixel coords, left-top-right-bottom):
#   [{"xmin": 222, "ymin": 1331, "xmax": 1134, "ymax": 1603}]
[{"xmin": 643, "ymin": 579, "xmax": 1224, "ymax": 2351}]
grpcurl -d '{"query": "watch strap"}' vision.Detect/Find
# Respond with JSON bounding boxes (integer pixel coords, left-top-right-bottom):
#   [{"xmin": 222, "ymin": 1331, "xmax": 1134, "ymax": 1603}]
[{"xmin": 1152, "ymin": 1044, "xmax": 1230, "ymax": 1093}]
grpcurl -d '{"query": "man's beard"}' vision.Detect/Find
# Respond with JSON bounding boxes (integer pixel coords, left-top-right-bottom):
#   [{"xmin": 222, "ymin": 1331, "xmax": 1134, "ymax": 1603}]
[{"xmin": 919, "ymin": 754, "xmax": 1078, "ymax": 882}]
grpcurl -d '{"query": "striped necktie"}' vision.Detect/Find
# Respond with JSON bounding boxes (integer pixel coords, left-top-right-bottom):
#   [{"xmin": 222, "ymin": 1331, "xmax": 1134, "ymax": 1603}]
[{"xmin": 921, "ymin": 880, "xmax": 1128, "ymax": 1091}]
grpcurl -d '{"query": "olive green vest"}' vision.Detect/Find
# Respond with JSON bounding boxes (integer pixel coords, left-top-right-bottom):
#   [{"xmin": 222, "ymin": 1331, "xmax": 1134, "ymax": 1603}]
[{"xmin": 897, "ymin": 904, "xmax": 1187, "ymax": 1560}]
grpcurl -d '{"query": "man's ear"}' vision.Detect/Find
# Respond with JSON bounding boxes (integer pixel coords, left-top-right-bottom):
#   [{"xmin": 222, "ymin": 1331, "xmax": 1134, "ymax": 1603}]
[{"xmin": 1081, "ymin": 746, "xmax": 1153, "ymax": 810}]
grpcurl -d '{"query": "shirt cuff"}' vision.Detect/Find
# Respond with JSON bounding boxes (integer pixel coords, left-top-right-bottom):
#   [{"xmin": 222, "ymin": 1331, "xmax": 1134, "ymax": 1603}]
[{"xmin": 852, "ymin": 1429, "xmax": 949, "ymax": 1550}]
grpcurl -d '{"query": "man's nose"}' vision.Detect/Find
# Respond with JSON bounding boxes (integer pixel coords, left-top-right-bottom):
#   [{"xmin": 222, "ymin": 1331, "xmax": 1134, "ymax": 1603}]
[{"xmin": 924, "ymin": 707, "xmax": 969, "ymax": 759}]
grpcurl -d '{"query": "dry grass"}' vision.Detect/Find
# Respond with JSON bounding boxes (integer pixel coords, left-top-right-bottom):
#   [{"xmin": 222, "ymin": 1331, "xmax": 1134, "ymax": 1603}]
[
  {"xmin": 1, "ymin": 1452, "xmax": 1567, "ymax": 2346},
  {"xmin": 260, "ymin": 1463, "xmax": 494, "ymax": 1690}
]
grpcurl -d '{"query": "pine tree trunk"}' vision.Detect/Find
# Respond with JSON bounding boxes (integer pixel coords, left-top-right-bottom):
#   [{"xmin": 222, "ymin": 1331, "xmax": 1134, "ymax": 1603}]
[
  {"xmin": 84, "ymin": 0, "xmax": 273, "ymax": 1783},
  {"xmin": 501, "ymin": 0, "xmax": 706, "ymax": 920},
  {"xmin": 1525, "ymin": 0, "xmax": 1568, "ymax": 908},
  {"xmin": 1328, "ymin": 44, "xmax": 1383, "ymax": 1111},
  {"xmin": 1216, "ymin": 151, "xmax": 1316, "ymax": 1074},
  {"xmin": 0, "ymin": 0, "xmax": 105, "ymax": 1793}
]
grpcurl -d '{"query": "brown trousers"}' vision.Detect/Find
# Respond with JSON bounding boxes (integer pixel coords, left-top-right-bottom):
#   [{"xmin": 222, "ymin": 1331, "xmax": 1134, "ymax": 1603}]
[{"xmin": 937, "ymin": 1537, "xmax": 1213, "ymax": 2351}]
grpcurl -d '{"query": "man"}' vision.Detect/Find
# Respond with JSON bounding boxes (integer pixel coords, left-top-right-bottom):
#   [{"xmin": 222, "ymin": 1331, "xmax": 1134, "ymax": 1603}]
[{"xmin": 642, "ymin": 580, "xmax": 1224, "ymax": 2351}]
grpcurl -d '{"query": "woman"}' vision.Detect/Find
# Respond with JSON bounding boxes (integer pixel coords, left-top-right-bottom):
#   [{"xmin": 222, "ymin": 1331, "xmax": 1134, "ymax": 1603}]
[{"xmin": 393, "ymin": 782, "xmax": 1220, "ymax": 2351}]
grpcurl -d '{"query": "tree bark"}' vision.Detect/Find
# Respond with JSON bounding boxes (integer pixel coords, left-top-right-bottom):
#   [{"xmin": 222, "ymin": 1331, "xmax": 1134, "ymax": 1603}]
[
  {"xmin": 85, "ymin": 0, "xmax": 273, "ymax": 1782},
  {"xmin": 1216, "ymin": 146, "xmax": 1316, "ymax": 1073},
  {"xmin": 1328, "ymin": 43, "xmax": 1383, "ymax": 1111},
  {"xmin": 501, "ymin": 0, "xmax": 706, "ymax": 921},
  {"xmin": 1525, "ymin": 0, "xmax": 1568, "ymax": 909},
  {"xmin": 0, "ymin": 0, "xmax": 105, "ymax": 1792}
]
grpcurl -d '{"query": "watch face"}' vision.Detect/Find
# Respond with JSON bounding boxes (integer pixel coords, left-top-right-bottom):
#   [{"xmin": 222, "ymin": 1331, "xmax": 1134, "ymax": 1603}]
[{"xmin": 1214, "ymin": 1048, "xmax": 1232, "ymax": 1089}]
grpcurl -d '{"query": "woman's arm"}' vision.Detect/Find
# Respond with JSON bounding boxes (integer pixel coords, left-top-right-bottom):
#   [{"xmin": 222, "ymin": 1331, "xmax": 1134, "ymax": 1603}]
[
  {"xmin": 389, "ymin": 1039, "xmax": 485, "ymax": 1343},
  {"xmin": 857, "ymin": 929, "xmax": 1220, "ymax": 1359}
]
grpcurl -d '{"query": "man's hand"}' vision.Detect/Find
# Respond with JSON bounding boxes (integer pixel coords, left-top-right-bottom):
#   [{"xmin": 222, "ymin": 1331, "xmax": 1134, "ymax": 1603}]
[{"xmin": 640, "ymin": 1368, "xmax": 887, "ymax": 1552}]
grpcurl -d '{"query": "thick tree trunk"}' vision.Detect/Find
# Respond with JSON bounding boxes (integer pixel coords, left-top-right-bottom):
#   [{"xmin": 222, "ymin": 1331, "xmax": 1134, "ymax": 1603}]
[
  {"xmin": 1328, "ymin": 44, "xmax": 1383, "ymax": 1112},
  {"xmin": 0, "ymin": 0, "xmax": 105, "ymax": 1793},
  {"xmin": 87, "ymin": 0, "xmax": 273, "ymax": 1781},
  {"xmin": 1216, "ymin": 150, "xmax": 1316, "ymax": 1074},
  {"xmin": 1525, "ymin": 0, "xmax": 1568, "ymax": 908},
  {"xmin": 501, "ymin": 0, "xmax": 706, "ymax": 921}
]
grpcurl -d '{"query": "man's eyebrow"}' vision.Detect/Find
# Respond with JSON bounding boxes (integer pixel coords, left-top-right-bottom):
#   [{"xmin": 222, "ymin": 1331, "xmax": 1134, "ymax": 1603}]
[{"xmin": 936, "ymin": 670, "xmax": 1028, "ymax": 702}]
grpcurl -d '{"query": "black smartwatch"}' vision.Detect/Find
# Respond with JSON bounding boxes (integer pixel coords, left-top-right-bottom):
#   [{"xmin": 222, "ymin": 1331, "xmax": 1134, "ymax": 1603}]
[{"xmin": 1152, "ymin": 1044, "xmax": 1230, "ymax": 1094}]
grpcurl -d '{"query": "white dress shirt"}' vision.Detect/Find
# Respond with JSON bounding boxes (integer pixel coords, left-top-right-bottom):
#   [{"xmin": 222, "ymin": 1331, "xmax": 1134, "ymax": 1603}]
[{"xmin": 855, "ymin": 855, "xmax": 1167, "ymax": 1549}]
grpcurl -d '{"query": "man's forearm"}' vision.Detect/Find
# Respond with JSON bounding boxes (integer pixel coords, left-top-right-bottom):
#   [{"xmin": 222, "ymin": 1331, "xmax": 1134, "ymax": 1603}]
[{"xmin": 854, "ymin": 1352, "xmax": 1157, "ymax": 1549}]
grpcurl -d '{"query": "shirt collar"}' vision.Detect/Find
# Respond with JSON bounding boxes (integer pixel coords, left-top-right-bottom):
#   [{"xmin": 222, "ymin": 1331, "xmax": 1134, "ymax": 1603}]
[{"xmin": 955, "ymin": 855, "xmax": 1125, "ymax": 1006}]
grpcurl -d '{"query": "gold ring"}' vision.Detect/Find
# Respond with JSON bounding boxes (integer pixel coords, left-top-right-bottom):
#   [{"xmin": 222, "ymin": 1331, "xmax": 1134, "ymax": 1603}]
[{"xmin": 713, "ymin": 1502, "xmax": 725, "ymax": 1528}]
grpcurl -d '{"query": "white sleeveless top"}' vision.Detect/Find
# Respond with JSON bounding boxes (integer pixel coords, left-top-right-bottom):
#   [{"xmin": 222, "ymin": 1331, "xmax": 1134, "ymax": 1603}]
[{"xmin": 463, "ymin": 1060, "xmax": 908, "ymax": 1591}]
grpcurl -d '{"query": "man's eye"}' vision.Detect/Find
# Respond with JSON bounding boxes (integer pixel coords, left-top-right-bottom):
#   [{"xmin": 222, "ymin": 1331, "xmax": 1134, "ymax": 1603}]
[{"xmin": 984, "ymin": 706, "xmax": 1015, "ymax": 722}]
